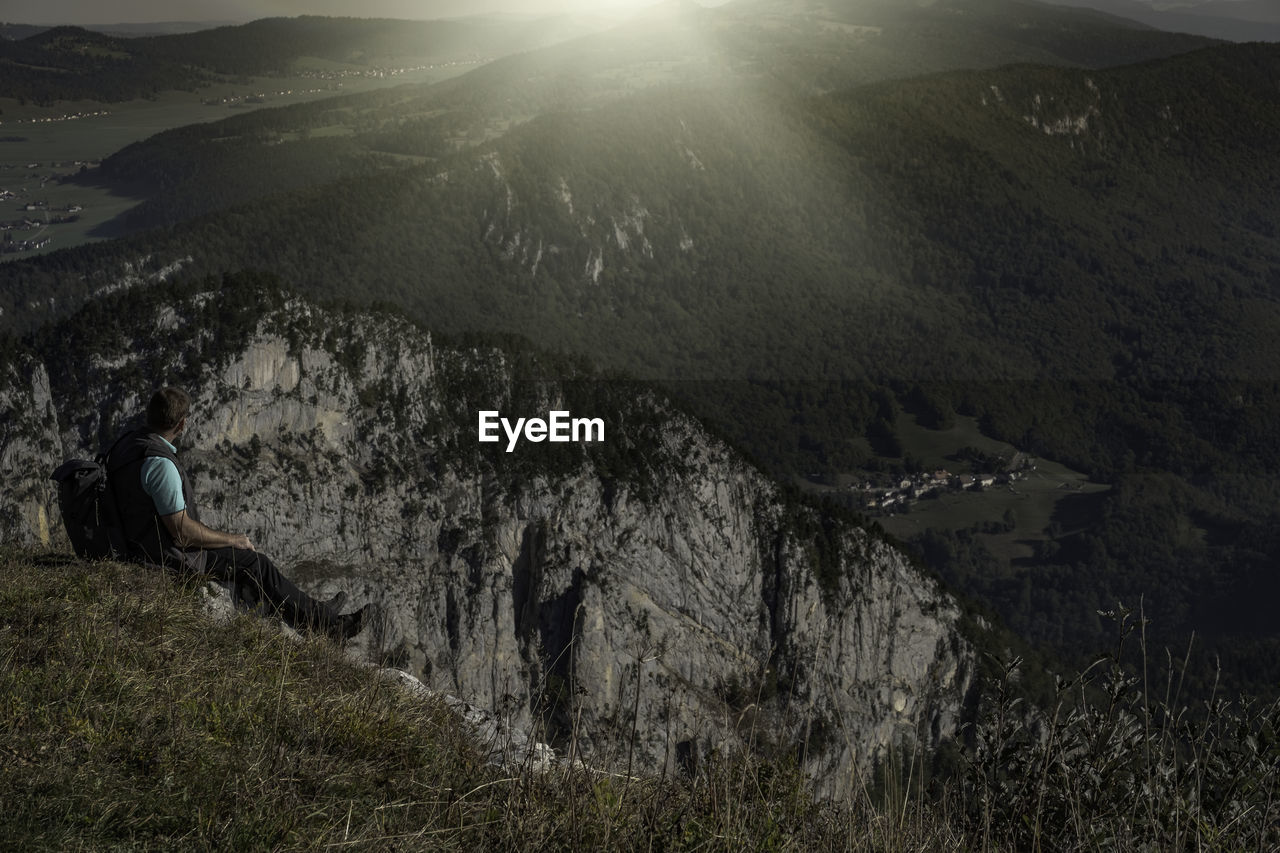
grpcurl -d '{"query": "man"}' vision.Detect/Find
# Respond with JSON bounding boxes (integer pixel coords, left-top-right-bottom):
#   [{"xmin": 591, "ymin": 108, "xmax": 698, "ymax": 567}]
[{"xmin": 108, "ymin": 387, "xmax": 367, "ymax": 640}]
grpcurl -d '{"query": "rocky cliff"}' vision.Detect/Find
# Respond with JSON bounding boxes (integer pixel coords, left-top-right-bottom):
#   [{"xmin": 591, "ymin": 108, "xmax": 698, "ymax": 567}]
[
  {"xmin": 0, "ymin": 278, "xmax": 973, "ymax": 795},
  {"xmin": 0, "ymin": 355, "xmax": 61, "ymax": 547}
]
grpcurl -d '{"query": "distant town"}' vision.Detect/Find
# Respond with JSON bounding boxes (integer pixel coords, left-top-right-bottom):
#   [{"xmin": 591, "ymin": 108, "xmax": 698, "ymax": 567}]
[
  {"xmin": 0, "ymin": 109, "xmax": 111, "ymax": 127},
  {"xmin": 199, "ymin": 58, "xmax": 490, "ymax": 107},
  {"xmin": 201, "ymin": 86, "xmax": 337, "ymax": 107},
  {"xmin": 853, "ymin": 452, "xmax": 1037, "ymax": 515},
  {"xmin": 296, "ymin": 58, "xmax": 486, "ymax": 81},
  {"xmin": 0, "ymin": 162, "xmax": 97, "ymax": 256}
]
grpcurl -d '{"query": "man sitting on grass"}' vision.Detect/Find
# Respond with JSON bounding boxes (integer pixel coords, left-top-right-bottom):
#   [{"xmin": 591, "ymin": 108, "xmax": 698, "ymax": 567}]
[{"xmin": 108, "ymin": 386, "xmax": 367, "ymax": 640}]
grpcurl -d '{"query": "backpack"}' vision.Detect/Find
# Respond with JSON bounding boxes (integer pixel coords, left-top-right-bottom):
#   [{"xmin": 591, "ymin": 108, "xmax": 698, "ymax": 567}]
[{"xmin": 50, "ymin": 436, "xmax": 129, "ymax": 560}]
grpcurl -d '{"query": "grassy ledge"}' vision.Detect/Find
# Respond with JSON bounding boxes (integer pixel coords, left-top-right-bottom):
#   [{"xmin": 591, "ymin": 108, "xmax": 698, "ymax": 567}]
[
  {"xmin": 0, "ymin": 547, "xmax": 960, "ymax": 851},
  {"xmin": 0, "ymin": 547, "xmax": 484, "ymax": 849},
  {"xmin": 2, "ymin": 547, "xmax": 1277, "ymax": 851}
]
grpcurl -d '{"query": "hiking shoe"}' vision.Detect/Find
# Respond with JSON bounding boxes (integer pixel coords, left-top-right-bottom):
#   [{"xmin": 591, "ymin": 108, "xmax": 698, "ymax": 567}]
[
  {"xmin": 324, "ymin": 590, "xmax": 348, "ymax": 613},
  {"xmin": 332, "ymin": 604, "xmax": 370, "ymax": 641}
]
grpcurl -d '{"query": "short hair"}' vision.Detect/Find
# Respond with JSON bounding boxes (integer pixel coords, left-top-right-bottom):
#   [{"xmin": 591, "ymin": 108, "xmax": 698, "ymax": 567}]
[{"xmin": 147, "ymin": 387, "xmax": 190, "ymax": 431}]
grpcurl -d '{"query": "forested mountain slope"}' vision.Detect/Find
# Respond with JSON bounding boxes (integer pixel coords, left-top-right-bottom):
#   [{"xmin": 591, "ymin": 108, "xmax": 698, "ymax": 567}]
[
  {"xmin": 7, "ymin": 43, "xmax": 1278, "ymax": 392},
  {"xmin": 47, "ymin": 0, "xmax": 1215, "ymax": 231}
]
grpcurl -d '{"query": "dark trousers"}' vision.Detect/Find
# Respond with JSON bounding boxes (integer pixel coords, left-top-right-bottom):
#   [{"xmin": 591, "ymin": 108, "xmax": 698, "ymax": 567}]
[{"xmin": 200, "ymin": 547, "xmax": 336, "ymax": 631}]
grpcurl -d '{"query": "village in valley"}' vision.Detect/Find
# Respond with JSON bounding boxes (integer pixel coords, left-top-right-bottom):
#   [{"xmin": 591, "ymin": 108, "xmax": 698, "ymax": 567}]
[
  {"xmin": 815, "ymin": 412, "xmax": 1114, "ymax": 564},
  {"xmin": 197, "ymin": 58, "xmax": 489, "ymax": 107},
  {"xmin": 0, "ymin": 162, "xmax": 95, "ymax": 256},
  {"xmin": 854, "ymin": 450, "xmax": 1037, "ymax": 516}
]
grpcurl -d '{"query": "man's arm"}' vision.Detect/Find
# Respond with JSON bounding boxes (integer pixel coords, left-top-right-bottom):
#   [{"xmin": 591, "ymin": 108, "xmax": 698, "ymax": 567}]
[{"xmin": 160, "ymin": 510, "xmax": 254, "ymax": 551}]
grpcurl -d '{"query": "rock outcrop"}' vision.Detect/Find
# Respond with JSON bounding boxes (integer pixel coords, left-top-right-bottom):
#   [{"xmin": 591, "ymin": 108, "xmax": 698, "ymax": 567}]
[
  {"xmin": 0, "ymin": 284, "xmax": 973, "ymax": 796},
  {"xmin": 0, "ymin": 355, "xmax": 61, "ymax": 547}
]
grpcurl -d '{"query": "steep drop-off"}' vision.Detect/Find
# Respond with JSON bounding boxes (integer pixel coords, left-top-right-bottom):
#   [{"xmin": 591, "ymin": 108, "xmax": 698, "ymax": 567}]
[{"xmin": 0, "ymin": 279, "xmax": 971, "ymax": 793}]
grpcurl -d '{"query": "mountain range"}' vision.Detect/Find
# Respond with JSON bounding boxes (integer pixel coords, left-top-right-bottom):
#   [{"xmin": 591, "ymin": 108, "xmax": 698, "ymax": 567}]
[
  {"xmin": 0, "ymin": 14, "xmax": 605, "ymax": 104},
  {"xmin": 1048, "ymin": 0, "xmax": 1280, "ymax": 41},
  {"xmin": 3, "ymin": 0, "xmax": 1280, "ymax": 737}
]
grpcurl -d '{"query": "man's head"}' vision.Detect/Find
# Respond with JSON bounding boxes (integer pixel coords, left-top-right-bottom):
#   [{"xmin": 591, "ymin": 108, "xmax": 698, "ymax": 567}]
[{"xmin": 147, "ymin": 387, "xmax": 190, "ymax": 435}]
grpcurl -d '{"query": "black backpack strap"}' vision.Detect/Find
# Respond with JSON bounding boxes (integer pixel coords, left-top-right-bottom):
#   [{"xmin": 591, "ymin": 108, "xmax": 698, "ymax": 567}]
[{"xmin": 99, "ymin": 428, "xmax": 139, "ymax": 469}]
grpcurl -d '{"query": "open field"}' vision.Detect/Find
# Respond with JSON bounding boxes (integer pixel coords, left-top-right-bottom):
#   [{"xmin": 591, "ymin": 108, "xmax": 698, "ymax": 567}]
[
  {"xmin": 0, "ymin": 165, "xmax": 143, "ymax": 252},
  {"xmin": 879, "ymin": 467, "xmax": 1108, "ymax": 563},
  {"xmin": 894, "ymin": 411, "xmax": 1021, "ymax": 470}
]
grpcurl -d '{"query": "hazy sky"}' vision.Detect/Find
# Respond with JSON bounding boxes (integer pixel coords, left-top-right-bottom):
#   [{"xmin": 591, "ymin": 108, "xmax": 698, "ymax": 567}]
[{"xmin": 1, "ymin": 0, "xmax": 721, "ymax": 25}]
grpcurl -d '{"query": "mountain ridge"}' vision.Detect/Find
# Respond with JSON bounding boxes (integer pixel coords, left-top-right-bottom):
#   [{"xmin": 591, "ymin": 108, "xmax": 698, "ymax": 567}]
[
  {"xmin": 0, "ymin": 0, "xmax": 1217, "ymax": 107},
  {"xmin": 0, "ymin": 15, "xmax": 586, "ymax": 104},
  {"xmin": 1045, "ymin": 0, "xmax": 1280, "ymax": 40}
]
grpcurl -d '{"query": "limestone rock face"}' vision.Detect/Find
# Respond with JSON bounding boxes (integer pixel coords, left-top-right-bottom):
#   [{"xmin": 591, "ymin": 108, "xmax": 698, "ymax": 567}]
[
  {"xmin": 0, "ymin": 356, "xmax": 62, "ymax": 548},
  {"xmin": 1, "ymin": 292, "xmax": 973, "ymax": 795}
]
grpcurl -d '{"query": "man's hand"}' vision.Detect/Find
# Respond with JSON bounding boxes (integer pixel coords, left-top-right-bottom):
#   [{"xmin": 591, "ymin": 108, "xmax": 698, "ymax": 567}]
[{"xmin": 229, "ymin": 533, "xmax": 255, "ymax": 551}]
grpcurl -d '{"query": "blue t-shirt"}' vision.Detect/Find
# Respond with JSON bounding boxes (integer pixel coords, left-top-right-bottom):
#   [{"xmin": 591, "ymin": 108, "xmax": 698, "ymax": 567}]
[{"xmin": 139, "ymin": 436, "xmax": 185, "ymax": 516}]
